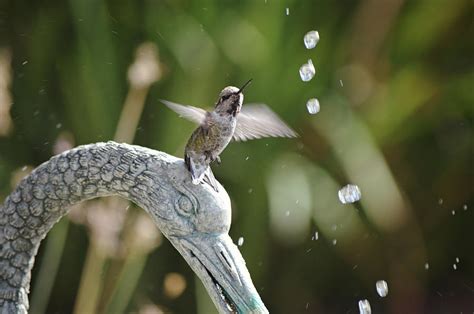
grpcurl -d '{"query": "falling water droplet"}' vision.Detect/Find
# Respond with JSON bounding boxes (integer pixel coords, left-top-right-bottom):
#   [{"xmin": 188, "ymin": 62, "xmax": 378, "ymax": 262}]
[
  {"xmin": 314, "ymin": 231, "xmax": 319, "ymax": 240},
  {"xmin": 455, "ymin": 257, "xmax": 460, "ymax": 263},
  {"xmin": 375, "ymin": 280, "xmax": 388, "ymax": 297},
  {"xmin": 453, "ymin": 264, "xmax": 457, "ymax": 270},
  {"xmin": 238, "ymin": 237, "xmax": 244, "ymax": 246},
  {"xmin": 451, "ymin": 210, "xmax": 455, "ymax": 216},
  {"xmin": 306, "ymin": 98, "xmax": 320, "ymax": 114},
  {"xmin": 338, "ymin": 184, "xmax": 362, "ymax": 204},
  {"xmin": 304, "ymin": 31, "xmax": 320, "ymax": 49},
  {"xmin": 332, "ymin": 239, "xmax": 337, "ymax": 245},
  {"xmin": 299, "ymin": 59, "xmax": 315, "ymax": 82},
  {"xmin": 285, "ymin": 7, "xmax": 289, "ymax": 15},
  {"xmin": 424, "ymin": 262, "xmax": 430, "ymax": 270},
  {"xmin": 358, "ymin": 299, "xmax": 371, "ymax": 314}
]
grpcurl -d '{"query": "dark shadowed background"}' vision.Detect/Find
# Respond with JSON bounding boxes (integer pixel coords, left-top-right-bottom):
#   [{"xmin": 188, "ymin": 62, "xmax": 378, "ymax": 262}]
[{"xmin": 0, "ymin": 0, "xmax": 473, "ymax": 313}]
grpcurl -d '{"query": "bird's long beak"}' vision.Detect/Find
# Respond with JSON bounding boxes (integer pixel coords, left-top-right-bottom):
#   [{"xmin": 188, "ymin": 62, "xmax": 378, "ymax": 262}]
[
  {"xmin": 237, "ymin": 79, "xmax": 253, "ymax": 94},
  {"xmin": 169, "ymin": 233, "xmax": 268, "ymax": 314}
]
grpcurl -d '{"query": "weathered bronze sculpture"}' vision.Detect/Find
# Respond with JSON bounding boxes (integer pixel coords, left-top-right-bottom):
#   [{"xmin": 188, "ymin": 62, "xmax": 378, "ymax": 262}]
[{"xmin": 0, "ymin": 142, "xmax": 268, "ymax": 313}]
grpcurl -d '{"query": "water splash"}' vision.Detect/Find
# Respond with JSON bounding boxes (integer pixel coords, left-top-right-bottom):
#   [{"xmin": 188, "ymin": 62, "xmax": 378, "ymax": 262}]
[
  {"xmin": 299, "ymin": 59, "xmax": 315, "ymax": 82},
  {"xmin": 306, "ymin": 98, "xmax": 320, "ymax": 114},
  {"xmin": 358, "ymin": 299, "xmax": 371, "ymax": 314},
  {"xmin": 304, "ymin": 30, "xmax": 320, "ymax": 49},
  {"xmin": 376, "ymin": 280, "xmax": 388, "ymax": 297},
  {"xmin": 338, "ymin": 184, "xmax": 362, "ymax": 204}
]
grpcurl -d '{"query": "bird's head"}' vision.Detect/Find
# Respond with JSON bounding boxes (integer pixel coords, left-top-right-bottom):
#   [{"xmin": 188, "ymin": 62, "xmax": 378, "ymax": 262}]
[{"xmin": 214, "ymin": 79, "xmax": 252, "ymax": 117}]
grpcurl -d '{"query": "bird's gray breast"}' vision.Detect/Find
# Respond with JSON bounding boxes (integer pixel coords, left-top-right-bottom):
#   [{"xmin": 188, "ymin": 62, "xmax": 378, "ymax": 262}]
[{"xmin": 211, "ymin": 113, "xmax": 236, "ymax": 153}]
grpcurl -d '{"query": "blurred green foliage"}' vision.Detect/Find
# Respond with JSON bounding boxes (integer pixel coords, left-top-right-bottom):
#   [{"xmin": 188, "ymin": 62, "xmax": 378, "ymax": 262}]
[{"xmin": 0, "ymin": 0, "xmax": 473, "ymax": 313}]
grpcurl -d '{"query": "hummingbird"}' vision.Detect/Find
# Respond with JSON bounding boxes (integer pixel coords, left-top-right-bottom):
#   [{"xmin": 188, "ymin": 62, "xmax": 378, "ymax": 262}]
[{"xmin": 161, "ymin": 79, "xmax": 297, "ymax": 191}]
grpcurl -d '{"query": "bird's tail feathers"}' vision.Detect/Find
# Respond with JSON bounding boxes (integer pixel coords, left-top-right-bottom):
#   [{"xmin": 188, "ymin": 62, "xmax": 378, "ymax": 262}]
[
  {"xmin": 186, "ymin": 155, "xmax": 219, "ymax": 191},
  {"xmin": 202, "ymin": 167, "xmax": 219, "ymax": 192}
]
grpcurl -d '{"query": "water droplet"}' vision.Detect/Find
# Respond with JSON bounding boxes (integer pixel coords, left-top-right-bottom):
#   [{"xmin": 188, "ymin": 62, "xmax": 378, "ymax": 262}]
[
  {"xmin": 455, "ymin": 257, "xmax": 459, "ymax": 263},
  {"xmin": 424, "ymin": 262, "xmax": 430, "ymax": 270},
  {"xmin": 22, "ymin": 60, "xmax": 28, "ymax": 65},
  {"xmin": 56, "ymin": 123, "xmax": 62, "ymax": 129},
  {"xmin": 314, "ymin": 231, "xmax": 319, "ymax": 240},
  {"xmin": 21, "ymin": 166, "xmax": 27, "ymax": 171},
  {"xmin": 339, "ymin": 79, "xmax": 344, "ymax": 87},
  {"xmin": 332, "ymin": 239, "xmax": 337, "ymax": 245},
  {"xmin": 451, "ymin": 210, "xmax": 455, "ymax": 216},
  {"xmin": 285, "ymin": 211, "xmax": 290, "ymax": 216},
  {"xmin": 304, "ymin": 30, "xmax": 320, "ymax": 49},
  {"xmin": 238, "ymin": 237, "xmax": 244, "ymax": 246},
  {"xmin": 358, "ymin": 299, "xmax": 371, "ymax": 314},
  {"xmin": 338, "ymin": 184, "xmax": 362, "ymax": 204},
  {"xmin": 463, "ymin": 204, "xmax": 467, "ymax": 210},
  {"xmin": 248, "ymin": 188, "xmax": 253, "ymax": 194},
  {"xmin": 453, "ymin": 264, "xmax": 457, "ymax": 270},
  {"xmin": 438, "ymin": 198, "xmax": 443, "ymax": 205},
  {"xmin": 285, "ymin": 7, "xmax": 289, "ymax": 15},
  {"xmin": 331, "ymin": 224, "xmax": 337, "ymax": 231},
  {"xmin": 299, "ymin": 59, "xmax": 315, "ymax": 82},
  {"xmin": 376, "ymin": 280, "xmax": 388, "ymax": 297},
  {"xmin": 306, "ymin": 98, "xmax": 320, "ymax": 114},
  {"xmin": 245, "ymin": 156, "xmax": 249, "ymax": 161}
]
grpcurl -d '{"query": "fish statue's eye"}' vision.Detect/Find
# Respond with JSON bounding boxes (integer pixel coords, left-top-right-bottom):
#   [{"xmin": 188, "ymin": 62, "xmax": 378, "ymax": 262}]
[{"xmin": 175, "ymin": 191, "xmax": 199, "ymax": 217}]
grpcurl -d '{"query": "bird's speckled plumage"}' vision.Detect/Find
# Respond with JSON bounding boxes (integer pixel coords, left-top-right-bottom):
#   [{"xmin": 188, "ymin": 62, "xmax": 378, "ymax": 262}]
[{"xmin": 162, "ymin": 82, "xmax": 297, "ymax": 190}]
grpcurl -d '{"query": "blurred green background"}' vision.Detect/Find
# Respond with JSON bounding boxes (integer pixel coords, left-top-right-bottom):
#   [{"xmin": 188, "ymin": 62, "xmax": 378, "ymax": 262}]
[{"xmin": 0, "ymin": 0, "xmax": 473, "ymax": 313}]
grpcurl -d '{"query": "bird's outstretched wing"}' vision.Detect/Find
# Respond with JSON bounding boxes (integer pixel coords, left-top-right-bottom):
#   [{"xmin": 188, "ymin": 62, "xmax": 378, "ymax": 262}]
[
  {"xmin": 161, "ymin": 99, "xmax": 207, "ymax": 125},
  {"xmin": 233, "ymin": 104, "xmax": 298, "ymax": 141}
]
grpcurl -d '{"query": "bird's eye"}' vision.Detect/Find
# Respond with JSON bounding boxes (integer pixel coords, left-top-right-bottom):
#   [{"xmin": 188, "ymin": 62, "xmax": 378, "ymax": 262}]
[{"xmin": 221, "ymin": 94, "xmax": 231, "ymax": 101}]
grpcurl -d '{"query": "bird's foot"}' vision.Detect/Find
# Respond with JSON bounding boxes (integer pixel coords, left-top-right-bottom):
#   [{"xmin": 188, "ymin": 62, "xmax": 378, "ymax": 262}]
[{"xmin": 204, "ymin": 152, "xmax": 221, "ymax": 165}]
